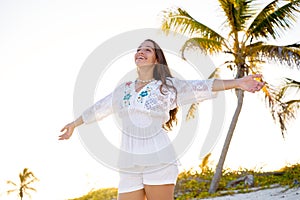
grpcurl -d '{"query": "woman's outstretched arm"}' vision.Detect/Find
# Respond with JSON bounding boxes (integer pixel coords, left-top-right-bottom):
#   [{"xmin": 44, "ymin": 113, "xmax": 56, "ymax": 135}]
[
  {"xmin": 58, "ymin": 87, "xmax": 118, "ymax": 141},
  {"xmin": 59, "ymin": 116, "xmax": 83, "ymax": 140},
  {"xmin": 212, "ymin": 74, "xmax": 264, "ymax": 93}
]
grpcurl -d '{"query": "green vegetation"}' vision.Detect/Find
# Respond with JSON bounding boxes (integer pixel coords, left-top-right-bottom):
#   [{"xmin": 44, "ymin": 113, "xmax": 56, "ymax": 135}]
[
  {"xmin": 70, "ymin": 188, "xmax": 118, "ymax": 200},
  {"xmin": 70, "ymin": 163, "xmax": 300, "ymax": 200},
  {"xmin": 175, "ymin": 163, "xmax": 300, "ymax": 199}
]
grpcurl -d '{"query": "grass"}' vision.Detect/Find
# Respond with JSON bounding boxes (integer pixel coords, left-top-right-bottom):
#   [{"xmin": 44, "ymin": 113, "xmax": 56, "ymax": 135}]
[
  {"xmin": 70, "ymin": 188, "xmax": 118, "ymax": 200},
  {"xmin": 69, "ymin": 163, "xmax": 300, "ymax": 200},
  {"xmin": 174, "ymin": 163, "xmax": 300, "ymax": 199}
]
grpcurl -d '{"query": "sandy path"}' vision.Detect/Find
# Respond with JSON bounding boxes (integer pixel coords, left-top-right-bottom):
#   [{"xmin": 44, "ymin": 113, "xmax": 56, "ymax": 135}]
[{"xmin": 201, "ymin": 186, "xmax": 300, "ymax": 200}]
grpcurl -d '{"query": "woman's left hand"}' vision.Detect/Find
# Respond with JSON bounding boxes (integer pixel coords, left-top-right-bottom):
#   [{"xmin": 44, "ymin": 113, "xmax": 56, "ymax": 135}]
[
  {"xmin": 238, "ymin": 74, "xmax": 265, "ymax": 93},
  {"xmin": 59, "ymin": 123, "xmax": 75, "ymax": 140}
]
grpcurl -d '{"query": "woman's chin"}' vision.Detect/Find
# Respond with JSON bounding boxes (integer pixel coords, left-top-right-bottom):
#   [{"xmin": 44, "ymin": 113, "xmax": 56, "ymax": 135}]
[{"xmin": 136, "ymin": 63, "xmax": 155, "ymax": 68}]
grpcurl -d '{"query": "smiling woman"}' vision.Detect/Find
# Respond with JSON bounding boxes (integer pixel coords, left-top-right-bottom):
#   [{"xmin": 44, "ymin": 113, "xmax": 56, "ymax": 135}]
[
  {"xmin": 59, "ymin": 38, "xmax": 264, "ymax": 200},
  {"xmin": 1, "ymin": 0, "xmax": 298, "ymax": 199}
]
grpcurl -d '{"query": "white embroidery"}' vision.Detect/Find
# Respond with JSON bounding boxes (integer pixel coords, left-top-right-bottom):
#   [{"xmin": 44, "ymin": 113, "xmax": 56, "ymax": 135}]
[{"xmin": 81, "ymin": 78, "xmax": 216, "ymax": 168}]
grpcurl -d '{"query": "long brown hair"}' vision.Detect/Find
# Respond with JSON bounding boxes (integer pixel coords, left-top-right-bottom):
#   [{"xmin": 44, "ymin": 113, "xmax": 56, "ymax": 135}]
[{"xmin": 144, "ymin": 39, "xmax": 178, "ymax": 131}]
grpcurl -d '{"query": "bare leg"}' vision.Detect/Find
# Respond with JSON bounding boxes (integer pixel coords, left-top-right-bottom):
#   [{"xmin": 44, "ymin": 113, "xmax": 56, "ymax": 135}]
[
  {"xmin": 144, "ymin": 184, "xmax": 175, "ymax": 200},
  {"xmin": 118, "ymin": 189, "xmax": 146, "ymax": 200}
]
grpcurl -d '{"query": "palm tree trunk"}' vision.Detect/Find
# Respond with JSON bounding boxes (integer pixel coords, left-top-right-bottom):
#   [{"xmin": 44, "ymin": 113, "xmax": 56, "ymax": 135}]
[
  {"xmin": 19, "ymin": 187, "xmax": 23, "ymax": 200},
  {"xmin": 209, "ymin": 89, "xmax": 244, "ymax": 193}
]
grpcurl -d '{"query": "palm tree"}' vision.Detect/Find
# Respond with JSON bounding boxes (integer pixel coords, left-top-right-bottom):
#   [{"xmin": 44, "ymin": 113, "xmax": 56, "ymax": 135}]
[
  {"xmin": 161, "ymin": 0, "xmax": 300, "ymax": 193},
  {"xmin": 7, "ymin": 168, "xmax": 39, "ymax": 200}
]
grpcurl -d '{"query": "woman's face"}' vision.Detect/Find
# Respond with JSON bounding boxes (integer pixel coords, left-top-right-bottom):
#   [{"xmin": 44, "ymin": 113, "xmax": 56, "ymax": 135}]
[{"xmin": 134, "ymin": 41, "xmax": 157, "ymax": 67}]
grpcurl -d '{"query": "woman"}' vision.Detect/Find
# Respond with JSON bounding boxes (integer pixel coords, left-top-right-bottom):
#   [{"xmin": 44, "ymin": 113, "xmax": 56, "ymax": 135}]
[{"xmin": 59, "ymin": 39, "xmax": 264, "ymax": 200}]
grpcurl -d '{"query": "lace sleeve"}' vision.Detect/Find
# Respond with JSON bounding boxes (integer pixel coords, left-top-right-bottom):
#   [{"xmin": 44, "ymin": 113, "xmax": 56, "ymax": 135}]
[
  {"xmin": 171, "ymin": 78, "xmax": 217, "ymax": 106},
  {"xmin": 81, "ymin": 84, "xmax": 123, "ymax": 124},
  {"xmin": 81, "ymin": 93, "xmax": 114, "ymax": 124}
]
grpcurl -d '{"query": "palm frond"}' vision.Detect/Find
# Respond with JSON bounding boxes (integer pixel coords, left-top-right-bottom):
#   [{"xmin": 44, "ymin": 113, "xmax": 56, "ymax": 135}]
[
  {"xmin": 6, "ymin": 180, "xmax": 17, "ymax": 186},
  {"xmin": 181, "ymin": 37, "xmax": 223, "ymax": 58},
  {"xmin": 200, "ymin": 153, "xmax": 212, "ymax": 172},
  {"xmin": 161, "ymin": 8, "xmax": 226, "ymax": 42},
  {"xmin": 247, "ymin": 0, "xmax": 300, "ymax": 39},
  {"xmin": 247, "ymin": 0, "xmax": 279, "ymax": 37},
  {"xmin": 245, "ymin": 41, "xmax": 265, "ymax": 49},
  {"xmin": 6, "ymin": 189, "xmax": 17, "ymax": 194},
  {"xmin": 261, "ymin": 81, "xmax": 276, "ymax": 109},
  {"xmin": 218, "ymin": 0, "xmax": 254, "ymax": 32},
  {"xmin": 186, "ymin": 103, "xmax": 199, "ymax": 120},
  {"xmin": 275, "ymin": 99, "xmax": 300, "ymax": 136},
  {"xmin": 246, "ymin": 43, "xmax": 300, "ymax": 69},
  {"xmin": 24, "ymin": 190, "xmax": 33, "ymax": 199},
  {"xmin": 24, "ymin": 177, "xmax": 39, "ymax": 186},
  {"xmin": 278, "ymin": 78, "xmax": 300, "ymax": 98},
  {"xmin": 24, "ymin": 186, "xmax": 37, "ymax": 192},
  {"xmin": 264, "ymin": 78, "xmax": 300, "ymax": 137}
]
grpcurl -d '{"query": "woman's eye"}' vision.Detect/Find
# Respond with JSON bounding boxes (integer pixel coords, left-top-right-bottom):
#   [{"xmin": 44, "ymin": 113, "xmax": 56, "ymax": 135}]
[{"xmin": 136, "ymin": 48, "xmax": 153, "ymax": 52}]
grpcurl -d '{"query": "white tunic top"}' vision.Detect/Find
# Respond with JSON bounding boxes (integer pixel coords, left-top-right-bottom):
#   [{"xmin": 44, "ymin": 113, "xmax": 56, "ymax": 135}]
[{"xmin": 82, "ymin": 77, "xmax": 216, "ymax": 169}]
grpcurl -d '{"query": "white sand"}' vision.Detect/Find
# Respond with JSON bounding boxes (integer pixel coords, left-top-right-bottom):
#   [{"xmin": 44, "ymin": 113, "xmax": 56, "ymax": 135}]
[{"xmin": 202, "ymin": 186, "xmax": 300, "ymax": 200}]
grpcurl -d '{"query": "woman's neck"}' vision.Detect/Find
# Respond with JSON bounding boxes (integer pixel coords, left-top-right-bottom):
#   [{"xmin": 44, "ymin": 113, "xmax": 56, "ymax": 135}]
[{"xmin": 137, "ymin": 66, "xmax": 154, "ymax": 81}]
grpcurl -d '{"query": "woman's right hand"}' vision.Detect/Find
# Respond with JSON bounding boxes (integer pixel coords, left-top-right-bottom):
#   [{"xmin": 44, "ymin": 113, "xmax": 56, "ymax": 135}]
[{"xmin": 59, "ymin": 122, "xmax": 75, "ymax": 140}]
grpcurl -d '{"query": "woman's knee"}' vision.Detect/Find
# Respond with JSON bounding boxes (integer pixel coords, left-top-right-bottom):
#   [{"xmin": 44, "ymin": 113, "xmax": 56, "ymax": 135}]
[{"xmin": 144, "ymin": 184, "xmax": 175, "ymax": 200}]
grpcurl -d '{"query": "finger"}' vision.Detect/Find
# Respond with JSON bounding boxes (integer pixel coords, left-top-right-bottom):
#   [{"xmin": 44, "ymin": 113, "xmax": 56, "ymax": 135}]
[
  {"xmin": 258, "ymin": 83, "xmax": 264, "ymax": 89},
  {"xmin": 257, "ymin": 82, "xmax": 264, "ymax": 88},
  {"xmin": 58, "ymin": 135, "xmax": 68, "ymax": 140},
  {"xmin": 60, "ymin": 127, "xmax": 66, "ymax": 132},
  {"xmin": 256, "ymin": 85, "xmax": 263, "ymax": 91},
  {"xmin": 251, "ymin": 74, "xmax": 262, "ymax": 79},
  {"xmin": 58, "ymin": 133, "xmax": 66, "ymax": 137},
  {"xmin": 58, "ymin": 135, "xmax": 65, "ymax": 140}
]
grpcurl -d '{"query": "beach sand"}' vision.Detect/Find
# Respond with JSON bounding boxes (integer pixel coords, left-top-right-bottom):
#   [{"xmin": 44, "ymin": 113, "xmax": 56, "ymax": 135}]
[{"xmin": 202, "ymin": 186, "xmax": 300, "ymax": 200}]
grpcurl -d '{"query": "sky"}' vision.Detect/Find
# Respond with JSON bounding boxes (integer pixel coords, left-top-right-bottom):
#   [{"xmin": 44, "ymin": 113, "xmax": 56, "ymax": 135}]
[{"xmin": 0, "ymin": 0, "xmax": 300, "ymax": 199}]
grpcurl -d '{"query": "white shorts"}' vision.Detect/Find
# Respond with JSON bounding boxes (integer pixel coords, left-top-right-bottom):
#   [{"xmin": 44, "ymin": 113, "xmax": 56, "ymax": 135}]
[{"xmin": 118, "ymin": 164, "xmax": 179, "ymax": 193}]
